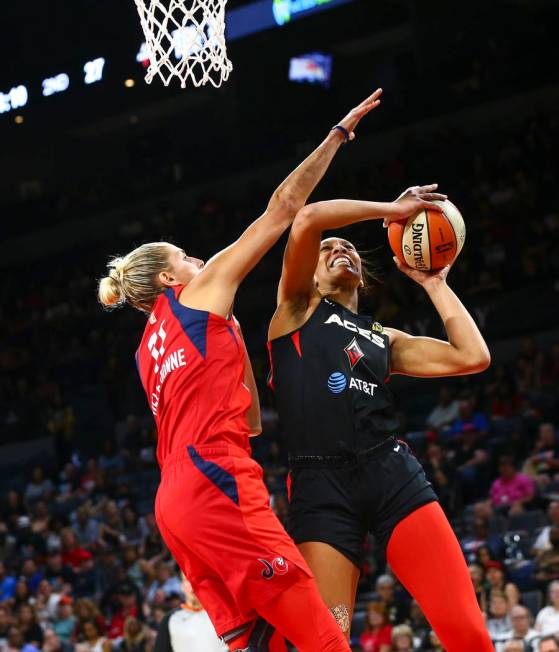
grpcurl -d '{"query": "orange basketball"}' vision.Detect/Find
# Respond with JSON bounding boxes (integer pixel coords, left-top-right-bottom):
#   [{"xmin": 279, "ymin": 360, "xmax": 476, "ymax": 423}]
[{"xmin": 387, "ymin": 199, "xmax": 466, "ymax": 271}]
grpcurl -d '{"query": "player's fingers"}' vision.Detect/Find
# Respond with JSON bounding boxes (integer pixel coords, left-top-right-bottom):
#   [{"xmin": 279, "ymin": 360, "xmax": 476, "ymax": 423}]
[
  {"xmin": 417, "ymin": 183, "xmax": 438, "ymax": 193},
  {"xmin": 420, "ymin": 200, "xmax": 444, "ymax": 212},
  {"xmin": 418, "ymin": 192, "xmax": 447, "ymax": 201},
  {"xmin": 359, "ymin": 88, "xmax": 383, "ymax": 107},
  {"xmin": 356, "ymin": 99, "xmax": 381, "ymax": 116}
]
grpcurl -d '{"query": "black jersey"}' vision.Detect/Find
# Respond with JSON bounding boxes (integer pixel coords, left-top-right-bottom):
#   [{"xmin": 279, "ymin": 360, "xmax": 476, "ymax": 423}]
[{"xmin": 268, "ymin": 297, "xmax": 399, "ymax": 455}]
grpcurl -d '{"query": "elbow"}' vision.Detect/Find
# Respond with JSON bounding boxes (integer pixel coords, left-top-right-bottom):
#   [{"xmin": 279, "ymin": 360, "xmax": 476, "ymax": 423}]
[
  {"xmin": 292, "ymin": 205, "xmax": 317, "ymax": 232},
  {"xmin": 461, "ymin": 349, "xmax": 491, "ymax": 374}
]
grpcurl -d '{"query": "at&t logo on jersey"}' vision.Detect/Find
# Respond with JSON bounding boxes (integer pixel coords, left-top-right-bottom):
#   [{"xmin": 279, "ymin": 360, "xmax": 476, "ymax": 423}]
[
  {"xmin": 324, "ymin": 313, "xmax": 385, "ymax": 348},
  {"xmin": 327, "ymin": 371, "xmax": 378, "ymax": 397},
  {"xmin": 258, "ymin": 557, "xmax": 289, "ymax": 579},
  {"xmin": 328, "ymin": 372, "xmax": 347, "ymax": 393}
]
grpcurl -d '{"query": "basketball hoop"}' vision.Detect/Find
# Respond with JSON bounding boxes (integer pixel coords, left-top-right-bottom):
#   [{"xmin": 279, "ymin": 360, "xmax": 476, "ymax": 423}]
[{"xmin": 133, "ymin": 0, "xmax": 232, "ymax": 88}]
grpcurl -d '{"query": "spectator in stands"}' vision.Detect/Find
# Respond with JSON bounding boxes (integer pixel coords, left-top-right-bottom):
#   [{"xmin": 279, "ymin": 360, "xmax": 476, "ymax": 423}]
[
  {"xmin": 534, "ymin": 503, "xmax": 559, "ymax": 556},
  {"xmin": 12, "ymin": 582, "xmax": 31, "ymax": 610},
  {"xmin": 469, "ymin": 563, "xmax": 488, "ymax": 612},
  {"xmin": 375, "ymin": 575, "xmax": 409, "ymax": 624},
  {"xmin": 535, "ymin": 527, "xmax": 559, "ymax": 583},
  {"xmin": 484, "ymin": 561, "xmax": 520, "ymax": 607},
  {"xmin": 4, "ymin": 625, "xmax": 39, "ymax": 652},
  {"xmin": 21, "ymin": 561, "xmax": 42, "ymax": 594},
  {"xmin": 121, "ymin": 510, "xmax": 142, "ymax": 548},
  {"xmin": 34, "ymin": 579, "xmax": 61, "ymax": 624},
  {"xmin": 424, "ymin": 630, "xmax": 443, "ymax": 652},
  {"xmin": 106, "ymin": 581, "xmax": 141, "ymax": 643},
  {"xmin": 390, "ymin": 624, "xmax": 414, "ymax": 651},
  {"xmin": 407, "ymin": 600, "xmax": 430, "ymax": 644},
  {"xmin": 51, "ymin": 597, "xmax": 76, "ymax": 643},
  {"xmin": 74, "ymin": 599, "xmax": 106, "ymax": 638},
  {"xmin": 487, "ymin": 592, "xmax": 512, "ymax": 640},
  {"xmin": 44, "ymin": 552, "xmax": 75, "ymax": 588},
  {"xmin": 359, "ymin": 602, "xmax": 392, "ymax": 652},
  {"xmin": 75, "ymin": 619, "xmax": 111, "ymax": 652},
  {"xmin": 524, "ymin": 423, "xmax": 559, "ymax": 491},
  {"xmin": 0, "ymin": 563, "xmax": 16, "ymax": 602},
  {"xmin": 24, "ymin": 468, "xmax": 54, "ymax": 507},
  {"xmin": 0, "ymin": 605, "xmax": 13, "ymax": 642},
  {"xmin": 501, "ymin": 605, "xmax": 539, "ymax": 652},
  {"xmin": 489, "ymin": 455, "xmax": 536, "ymax": 516},
  {"xmin": 17, "ymin": 604, "xmax": 43, "ymax": 648},
  {"xmin": 450, "ymin": 399, "xmax": 490, "ymax": 440},
  {"xmin": 61, "ymin": 529, "xmax": 93, "ymax": 572},
  {"xmin": 0, "ymin": 523, "xmax": 17, "ymax": 565},
  {"xmin": 97, "ymin": 502, "xmax": 124, "ymax": 550},
  {"xmin": 476, "ymin": 544, "xmax": 495, "ymax": 567},
  {"xmin": 146, "ymin": 564, "xmax": 182, "ymax": 605},
  {"xmin": 138, "ymin": 515, "xmax": 163, "ymax": 562},
  {"xmin": 72, "ymin": 507, "xmax": 100, "ymax": 550},
  {"xmin": 95, "ymin": 548, "xmax": 121, "ymax": 597},
  {"xmin": 536, "ymin": 581, "xmax": 559, "ymax": 635},
  {"xmin": 73, "ymin": 551, "xmax": 97, "ymax": 599},
  {"xmin": 501, "ymin": 641, "xmax": 527, "ymax": 652},
  {"xmin": 2, "ymin": 493, "xmax": 26, "ymax": 531},
  {"xmin": 42, "ymin": 628, "xmax": 71, "ymax": 652},
  {"xmin": 122, "ymin": 546, "xmax": 148, "ymax": 592},
  {"xmin": 118, "ymin": 617, "xmax": 152, "ymax": 652},
  {"xmin": 426, "ymin": 387, "xmax": 460, "ymax": 432},
  {"xmin": 540, "ymin": 635, "xmax": 559, "ymax": 652}
]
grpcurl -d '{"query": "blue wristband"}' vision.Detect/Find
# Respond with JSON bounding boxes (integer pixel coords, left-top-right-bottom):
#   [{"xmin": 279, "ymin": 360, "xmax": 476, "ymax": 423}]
[{"xmin": 331, "ymin": 125, "xmax": 351, "ymax": 143}]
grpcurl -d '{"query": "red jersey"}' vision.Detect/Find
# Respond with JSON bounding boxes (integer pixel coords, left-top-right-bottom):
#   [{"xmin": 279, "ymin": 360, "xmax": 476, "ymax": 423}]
[{"xmin": 136, "ymin": 286, "xmax": 252, "ymax": 466}]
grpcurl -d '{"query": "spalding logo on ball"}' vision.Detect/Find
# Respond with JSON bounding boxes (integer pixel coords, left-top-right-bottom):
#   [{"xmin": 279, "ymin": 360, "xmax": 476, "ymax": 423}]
[{"xmin": 388, "ymin": 199, "xmax": 466, "ymax": 271}]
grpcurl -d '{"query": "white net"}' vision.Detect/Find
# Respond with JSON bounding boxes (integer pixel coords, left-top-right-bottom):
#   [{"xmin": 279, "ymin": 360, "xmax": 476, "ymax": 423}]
[{"xmin": 133, "ymin": 0, "xmax": 232, "ymax": 88}]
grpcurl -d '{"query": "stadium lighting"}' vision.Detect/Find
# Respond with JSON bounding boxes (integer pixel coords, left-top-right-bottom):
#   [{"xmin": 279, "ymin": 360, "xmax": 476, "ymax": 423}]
[
  {"xmin": 14, "ymin": 115, "xmax": 24, "ymax": 124},
  {"xmin": 124, "ymin": 79, "xmax": 136, "ymax": 88},
  {"xmin": 42, "ymin": 73, "xmax": 70, "ymax": 97},
  {"xmin": 84, "ymin": 58, "xmax": 106, "ymax": 85}
]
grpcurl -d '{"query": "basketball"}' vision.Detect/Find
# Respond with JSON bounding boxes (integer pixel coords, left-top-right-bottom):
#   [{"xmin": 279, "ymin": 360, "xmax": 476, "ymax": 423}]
[{"xmin": 387, "ymin": 199, "xmax": 466, "ymax": 271}]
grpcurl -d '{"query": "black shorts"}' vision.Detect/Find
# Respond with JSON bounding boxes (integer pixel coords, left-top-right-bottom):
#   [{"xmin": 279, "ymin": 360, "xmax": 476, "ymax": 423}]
[{"xmin": 286, "ymin": 437, "xmax": 438, "ymax": 568}]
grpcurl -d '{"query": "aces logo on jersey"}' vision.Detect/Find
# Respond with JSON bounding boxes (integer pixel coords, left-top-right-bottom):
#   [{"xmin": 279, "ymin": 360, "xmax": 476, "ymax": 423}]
[{"xmin": 344, "ymin": 337, "xmax": 364, "ymax": 369}]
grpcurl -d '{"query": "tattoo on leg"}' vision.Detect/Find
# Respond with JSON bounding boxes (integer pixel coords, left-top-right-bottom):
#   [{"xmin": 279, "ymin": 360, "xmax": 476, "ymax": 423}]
[{"xmin": 330, "ymin": 603, "xmax": 350, "ymax": 632}]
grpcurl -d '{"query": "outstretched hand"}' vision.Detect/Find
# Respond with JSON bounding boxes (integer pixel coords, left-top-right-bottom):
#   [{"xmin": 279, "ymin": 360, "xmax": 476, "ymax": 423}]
[
  {"xmin": 392, "ymin": 255, "xmax": 451, "ymax": 287},
  {"xmin": 337, "ymin": 88, "xmax": 383, "ymax": 141},
  {"xmin": 383, "ymin": 184, "xmax": 448, "ymax": 227}
]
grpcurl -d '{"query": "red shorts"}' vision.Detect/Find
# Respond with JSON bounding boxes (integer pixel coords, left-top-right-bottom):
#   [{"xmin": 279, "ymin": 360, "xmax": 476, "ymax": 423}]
[{"xmin": 155, "ymin": 444, "xmax": 314, "ymax": 637}]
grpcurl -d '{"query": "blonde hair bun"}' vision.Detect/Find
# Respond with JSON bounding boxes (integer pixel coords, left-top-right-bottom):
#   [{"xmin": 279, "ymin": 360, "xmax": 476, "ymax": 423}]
[{"xmin": 98, "ymin": 271, "xmax": 125, "ymax": 307}]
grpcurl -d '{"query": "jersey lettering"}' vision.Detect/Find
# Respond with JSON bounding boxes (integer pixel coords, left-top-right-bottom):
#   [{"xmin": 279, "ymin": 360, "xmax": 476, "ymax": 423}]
[
  {"xmin": 349, "ymin": 377, "xmax": 378, "ymax": 396},
  {"xmin": 324, "ymin": 314, "xmax": 385, "ymax": 349},
  {"xmin": 148, "ymin": 347, "xmax": 187, "ymax": 415}
]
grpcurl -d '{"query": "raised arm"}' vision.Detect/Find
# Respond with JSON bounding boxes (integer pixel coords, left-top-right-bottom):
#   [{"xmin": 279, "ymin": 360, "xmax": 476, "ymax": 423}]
[
  {"xmin": 182, "ymin": 89, "xmax": 383, "ymax": 316},
  {"xmin": 277, "ymin": 185, "xmax": 447, "ymax": 306},
  {"xmin": 385, "ymin": 260, "xmax": 491, "ymax": 377}
]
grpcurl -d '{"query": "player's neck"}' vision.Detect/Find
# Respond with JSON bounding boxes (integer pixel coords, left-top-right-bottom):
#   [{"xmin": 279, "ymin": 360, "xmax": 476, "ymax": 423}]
[
  {"xmin": 324, "ymin": 287, "xmax": 359, "ymax": 314},
  {"xmin": 181, "ymin": 599, "xmax": 204, "ymax": 612}
]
